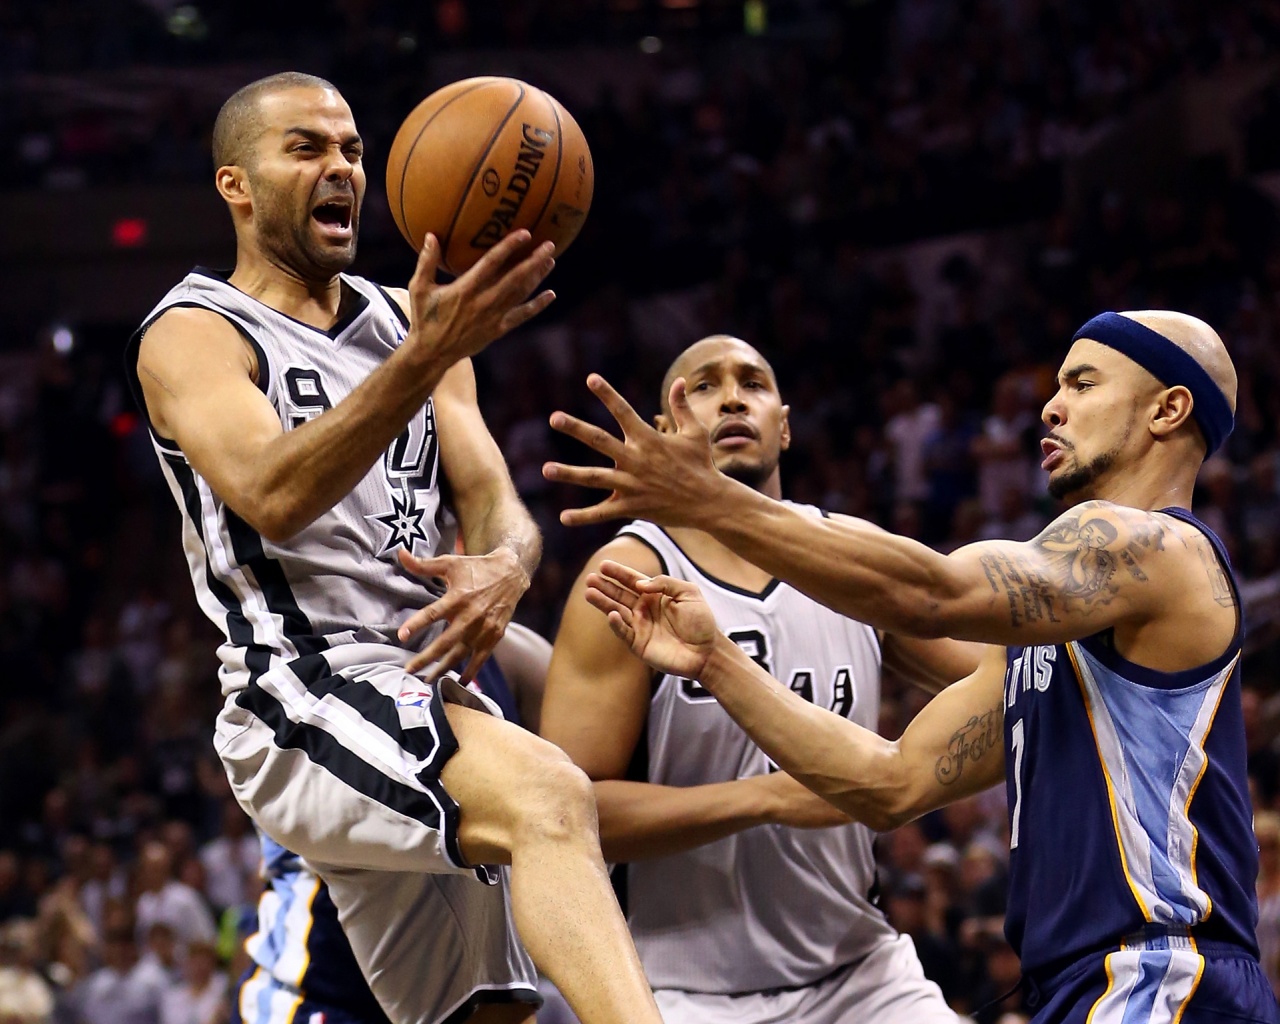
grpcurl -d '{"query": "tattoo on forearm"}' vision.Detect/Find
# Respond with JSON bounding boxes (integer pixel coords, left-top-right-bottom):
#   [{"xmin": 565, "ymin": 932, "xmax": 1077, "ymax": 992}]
[
  {"xmin": 980, "ymin": 504, "xmax": 1164, "ymax": 628},
  {"xmin": 935, "ymin": 709, "xmax": 1002, "ymax": 785}
]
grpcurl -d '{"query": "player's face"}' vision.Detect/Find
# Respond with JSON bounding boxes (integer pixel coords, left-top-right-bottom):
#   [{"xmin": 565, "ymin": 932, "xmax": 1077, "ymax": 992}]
[
  {"xmin": 663, "ymin": 339, "xmax": 790, "ymax": 490},
  {"xmin": 246, "ymin": 87, "xmax": 366, "ymax": 281},
  {"xmin": 1041, "ymin": 340, "xmax": 1149, "ymax": 502}
]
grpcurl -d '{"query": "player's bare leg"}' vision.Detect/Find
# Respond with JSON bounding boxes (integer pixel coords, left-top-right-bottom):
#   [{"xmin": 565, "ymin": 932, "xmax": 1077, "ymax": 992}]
[{"xmin": 441, "ymin": 703, "xmax": 662, "ymax": 1024}]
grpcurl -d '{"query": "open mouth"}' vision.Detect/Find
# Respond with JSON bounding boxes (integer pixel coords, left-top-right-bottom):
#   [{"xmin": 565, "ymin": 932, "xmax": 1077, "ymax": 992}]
[
  {"xmin": 312, "ymin": 200, "xmax": 353, "ymax": 237},
  {"xmin": 1041, "ymin": 437, "xmax": 1066, "ymax": 471},
  {"xmin": 712, "ymin": 420, "xmax": 759, "ymax": 447}
]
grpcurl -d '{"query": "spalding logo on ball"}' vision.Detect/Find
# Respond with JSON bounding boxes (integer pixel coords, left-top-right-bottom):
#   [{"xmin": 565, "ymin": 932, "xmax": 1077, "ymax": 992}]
[{"xmin": 386, "ymin": 77, "xmax": 594, "ymax": 276}]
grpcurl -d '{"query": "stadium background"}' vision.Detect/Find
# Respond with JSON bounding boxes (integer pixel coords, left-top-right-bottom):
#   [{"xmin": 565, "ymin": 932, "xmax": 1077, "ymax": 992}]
[{"xmin": 5, "ymin": 1, "xmax": 1280, "ymax": 1021}]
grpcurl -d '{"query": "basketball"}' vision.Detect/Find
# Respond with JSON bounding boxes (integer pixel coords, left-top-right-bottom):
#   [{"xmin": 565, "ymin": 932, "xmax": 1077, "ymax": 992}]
[{"xmin": 386, "ymin": 77, "xmax": 594, "ymax": 276}]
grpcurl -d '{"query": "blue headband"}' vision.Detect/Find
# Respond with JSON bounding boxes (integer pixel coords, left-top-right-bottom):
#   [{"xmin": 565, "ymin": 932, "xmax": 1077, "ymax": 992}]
[{"xmin": 1071, "ymin": 312, "xmax": 1234, "ymax": 456}]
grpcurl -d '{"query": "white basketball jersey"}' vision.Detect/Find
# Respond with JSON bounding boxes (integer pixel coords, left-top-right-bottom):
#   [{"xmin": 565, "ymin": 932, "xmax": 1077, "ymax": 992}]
[
  {"xmin": 618, "ymin": 513, "xmax": 896, "ymax": 994},
  {"xmin": 127, "ymin": 268, "xmax": 456, "ymax": 696}
]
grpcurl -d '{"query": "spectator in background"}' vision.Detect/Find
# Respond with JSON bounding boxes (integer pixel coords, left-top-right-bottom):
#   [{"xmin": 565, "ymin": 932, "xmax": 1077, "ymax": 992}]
[
  {"xmin": 158, "ymin": 941, "xmax": 225, "ymax": 1024},
  {"xmin": 972, "ymin": 374, "xmax": 1035, "ymax": 520},
  {"xmin": 132, "ymin": 842, "xmax": 214, "ymax": 957},
  {"xmin": 1258, "ymin": 812, "xmax": 1280, "ymax": 998},
  {"xmin": 71, "ymin": 920, "xmax": 167, "ymax": 1024},
  {"xmin": 0, "ymin": 918, "xmax": 55, "ymax": 1024},
  {"xmin": 196, "ymin": 802, "xmax": 256, "ymax": 916},
  {"xmin": 884, "ymin": 378, "xmax": 941, "ymax": 507}
]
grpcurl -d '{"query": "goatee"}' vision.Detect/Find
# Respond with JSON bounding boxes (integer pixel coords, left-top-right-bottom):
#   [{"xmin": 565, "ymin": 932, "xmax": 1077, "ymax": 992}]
[{"xmin": 1048, "ymin": 450, "xmax": 1116, "ymax": 501}]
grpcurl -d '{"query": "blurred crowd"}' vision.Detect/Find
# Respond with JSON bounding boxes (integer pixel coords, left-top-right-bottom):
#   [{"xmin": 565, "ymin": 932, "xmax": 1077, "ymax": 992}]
[{"xmin": 6, "ymin": 1, "xmax": 1280, "ymax": 1022}]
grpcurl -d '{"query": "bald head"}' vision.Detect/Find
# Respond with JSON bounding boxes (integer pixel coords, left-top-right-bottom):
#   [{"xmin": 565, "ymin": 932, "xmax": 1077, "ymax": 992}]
[
  {"xmin": 660, "ymin": 335, "xmax": 778, "ymax": 414},
  {"xmin": 212, "ymin": 71, "xmax": 338, "ymax": 169},
  {"xmin": 1119, "ymin": 310, "xmax": 1237, "ymax": 414}
]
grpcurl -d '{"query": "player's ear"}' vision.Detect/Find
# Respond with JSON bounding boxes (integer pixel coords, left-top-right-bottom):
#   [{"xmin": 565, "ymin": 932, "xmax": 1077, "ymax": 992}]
[
  {"xmin": 1150, "ymin": 386, "xmax": 1194, "ymax": 440},
  {"xmin": 654, "ymin": 412, "xmax": 673, "ymax": 434},
  {"xmin": 216, "ymin": 165, "xmax": 251, "ymax": 208},
  {"xmin": 779, "ymin": 404, "xmax": 792, "ymax": 451}
]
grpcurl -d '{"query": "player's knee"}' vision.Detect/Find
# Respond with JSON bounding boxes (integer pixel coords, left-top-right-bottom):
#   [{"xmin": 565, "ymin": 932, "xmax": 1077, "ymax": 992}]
[{"xmin": 510, "ymin": 751, "xmax": 597, "ymax": 848}]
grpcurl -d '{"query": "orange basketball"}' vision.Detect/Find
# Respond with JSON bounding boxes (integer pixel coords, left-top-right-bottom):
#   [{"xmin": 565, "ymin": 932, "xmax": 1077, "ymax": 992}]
[{"xmin": 386, "ymin": 77, "xmax": 594, "ymax": 276}]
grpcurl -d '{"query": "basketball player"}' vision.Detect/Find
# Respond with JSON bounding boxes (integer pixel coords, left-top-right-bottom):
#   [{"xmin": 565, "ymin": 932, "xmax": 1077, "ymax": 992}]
[
  {"xmin": 236, "ymin": 624, "xmax": 551, "ymax": 1024},
  {"xmin": 545, "ymin": 311, "xmax": 1280, "ymax": 1022},
  {"xmin": 541, "ymin": 336, "xmax": 978, "ymax": 1024},
  {"xmin": 127, "ymin": 73, "xmax": 662, "ymax": 1024}
]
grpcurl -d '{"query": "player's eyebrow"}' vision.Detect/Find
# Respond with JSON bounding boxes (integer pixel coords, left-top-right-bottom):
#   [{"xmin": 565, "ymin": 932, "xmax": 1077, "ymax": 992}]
[
  {"xmin": 687, "ymin": 357, "xmax": 771, "ymax": 380},
  {"xmin": 1058, "ymin": 363, "xmax": 1100, "ymax": 385},
  {"xmin": 284, "ymin": 126, "xmax": 363, "ymax": 148}
]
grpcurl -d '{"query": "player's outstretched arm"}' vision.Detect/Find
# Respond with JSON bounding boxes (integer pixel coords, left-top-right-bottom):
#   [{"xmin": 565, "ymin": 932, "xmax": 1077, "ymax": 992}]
[
  {"xmin": 138, "ymin": 230, "xmax": 554, "ymax": 543},
  {"xmin": 393, "ymin": 357, "xmax": 541, "ymax": 680},
  {"xmin": 542, "ymin": 539, "xmax": 849, "ymax": 863},
  {"xmin": 546, "ymin": 375, "xmax": 1179, "ymax": 647},
  {"xmin": 586, "ymin": 561, "xmax": 1008, "ymax": 831}
]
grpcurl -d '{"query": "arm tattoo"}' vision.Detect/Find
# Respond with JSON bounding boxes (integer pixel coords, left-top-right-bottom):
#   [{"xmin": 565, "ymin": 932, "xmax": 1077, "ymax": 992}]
[
  {"xmin": 935, "ymin": 709, "xmax": 1002, "ymax": 785},
  {"xmin": 979, "ymin": 504, "xmax": 1164, "ymax": 629},
  {"xmin": 1195, "ymin": 540, "xmax": 1235, "ymax": 608}
]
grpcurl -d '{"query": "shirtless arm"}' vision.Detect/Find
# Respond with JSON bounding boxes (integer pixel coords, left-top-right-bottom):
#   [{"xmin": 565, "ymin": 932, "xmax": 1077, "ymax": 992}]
[
  {"xmin": 541, "ymin": 538, "xmax": 849, "ymax": 863},
  {"xmin": 585, "ymin": 562, "xmax": 1008, "ymax": 831},
  {"xmin": 137, "ymin": 231, "xmax": 554, "ymax": 542}
]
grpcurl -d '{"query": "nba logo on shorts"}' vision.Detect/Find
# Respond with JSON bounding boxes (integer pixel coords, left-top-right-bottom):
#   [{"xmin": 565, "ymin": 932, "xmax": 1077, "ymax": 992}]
[
  {"xmin": 308, "ymin": 1014, "xmax": 325, "ymax": 1024},
  {"xmin": 396, "ymin": 685, "xmax": 434, "ymax": 709}
]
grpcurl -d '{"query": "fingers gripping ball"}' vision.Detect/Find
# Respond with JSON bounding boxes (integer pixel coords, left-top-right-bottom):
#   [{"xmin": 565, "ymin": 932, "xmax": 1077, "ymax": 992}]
[{"xmin": 386, "ymin": 77, "xmax": 594, "ymax": 275}]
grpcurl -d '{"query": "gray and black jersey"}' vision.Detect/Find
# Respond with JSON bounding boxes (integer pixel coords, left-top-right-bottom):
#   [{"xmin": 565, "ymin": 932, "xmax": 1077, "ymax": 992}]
[
  {"xmin": 618, "ymin": 512, "xmax": 898, "ymax": 995},
  {"xmin": 126, "ymin": 268, "xmax": 456, "ymax": 696},
  {"xmin": 127, "ymin": 269, "xmax": 541, "ymax": 1024}
]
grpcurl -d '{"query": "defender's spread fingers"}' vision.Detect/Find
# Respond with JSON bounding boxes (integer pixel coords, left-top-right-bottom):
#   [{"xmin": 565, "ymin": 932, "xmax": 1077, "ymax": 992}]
[
  {"xmin": 545, "ymin": 414, "xmax": 626, "ymax": 462},
  {"xmin": 585, "ymin": 374, "xmax": 649, "ymax": 435},
  {"xmin": 559, "ymin": 501, "xmax": 629, "ymax": 528},
  {"xmin": 542, "ymin": 461, "xmax": 624, "ymax": 490}
]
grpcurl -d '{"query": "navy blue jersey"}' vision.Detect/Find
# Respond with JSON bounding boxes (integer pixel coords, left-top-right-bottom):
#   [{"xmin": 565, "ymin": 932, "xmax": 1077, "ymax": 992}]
[
  {"xmin": 1003, "ymin": 508, "xmax": 1258, "ymax": 977},
  {"xmin": 240, "ymin": 660, "xmax": 520, "ymax": 1023}
]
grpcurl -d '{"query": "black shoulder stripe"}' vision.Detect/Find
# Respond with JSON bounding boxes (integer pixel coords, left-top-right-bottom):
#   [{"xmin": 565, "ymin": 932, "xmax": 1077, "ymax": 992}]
[
  {"xmin": 126, "ymin": 301, "xmax": 273, "ymax": 453},
  {"xmin": 373, "ymin": 284, "xmax": 410, "ymax": 331},
  {"xmin": 613, "ymin": 529, "xmax": 670, "ymax": 576}
]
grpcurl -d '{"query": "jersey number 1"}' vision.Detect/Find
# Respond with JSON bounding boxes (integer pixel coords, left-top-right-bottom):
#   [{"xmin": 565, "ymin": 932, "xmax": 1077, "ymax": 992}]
[{"xmin": 1009, "ymin": 718, "xmax": 1026, "ymax": 849}]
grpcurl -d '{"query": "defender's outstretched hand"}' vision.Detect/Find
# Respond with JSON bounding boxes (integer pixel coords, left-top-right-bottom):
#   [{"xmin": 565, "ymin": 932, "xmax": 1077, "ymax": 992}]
[
  {"xmin": 543, "ymin": 374, "xmax": 727, "ymax": 528},
  {"xmin": 585, "ymin": 560, "xmax": 719, "ymax": 679}
]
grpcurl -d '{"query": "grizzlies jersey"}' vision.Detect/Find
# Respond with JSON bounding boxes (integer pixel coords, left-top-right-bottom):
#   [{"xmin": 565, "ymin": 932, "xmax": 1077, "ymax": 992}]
[
  {"xmin": 126, "ymin": 269, "xmax": 456, "ymax": 696},
  {"xmin": 1003, "ymin": 508, "xmax": 1258, "ymax": 978},
  {"xmin": 618, "ymin": 512, "xmax": 897, "ymax": 994},
  {"xmin": 241, "ymin": 658, "xmax": 522, "ymax": 1024}
]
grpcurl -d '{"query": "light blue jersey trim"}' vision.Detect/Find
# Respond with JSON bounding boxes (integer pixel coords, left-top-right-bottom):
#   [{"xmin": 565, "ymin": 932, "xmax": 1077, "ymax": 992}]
[{"xmin": 1073, "ymin": 641, "xmax": 1237, "ymax": 927}]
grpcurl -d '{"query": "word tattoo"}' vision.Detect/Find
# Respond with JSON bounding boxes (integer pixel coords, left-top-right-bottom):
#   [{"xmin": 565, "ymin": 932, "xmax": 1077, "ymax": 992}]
[
  {"xmin": 980, "ymin": 506, "xmax": 1164, "ymax": 628},
  {"xmin": 935, "ymin": 709, "xmax": 1002, "ymax": 786}
]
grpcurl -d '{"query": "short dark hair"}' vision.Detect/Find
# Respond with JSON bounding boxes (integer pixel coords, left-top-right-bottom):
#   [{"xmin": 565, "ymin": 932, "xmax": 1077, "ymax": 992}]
[{"xmin": 212, "ymin": 71, "xmax": 338, "ymax": 169}]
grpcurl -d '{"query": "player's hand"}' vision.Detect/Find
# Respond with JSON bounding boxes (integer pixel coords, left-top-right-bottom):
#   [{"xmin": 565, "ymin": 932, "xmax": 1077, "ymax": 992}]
[
  {"xmin": 397, "ymin": 548, "xmax": 530, "ymax": 682},
  {"xmin": 405, "ymin": 230, "xmax": 556, "ymax": 366},
  {"xmin": 750, "ymin": 771, "xmax": 855, "ymax": 830},
  {"xmin": 543, "ymin": 374, "xmax": 728, "ymax": 528},
  {"xmin": 584, "ymin": 559, "xmax": 718, "ymax": 679}
]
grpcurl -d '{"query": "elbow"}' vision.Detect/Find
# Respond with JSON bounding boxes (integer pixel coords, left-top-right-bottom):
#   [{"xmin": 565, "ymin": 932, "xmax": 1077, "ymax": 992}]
[
  {"xmin": 236, "ymin": 493, "xmax": 314, "ymax": 544},
  {"xmin": 863, "ymin": 801, "xmax": 917, "ymax": 833},
  {"xmin": 885, "ymin": 596, "xmax": 955, "ymax": 640},
  {"xmin": 835, "ymin": 787, "xmax": 917, "ymax": 832}
]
